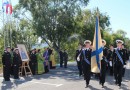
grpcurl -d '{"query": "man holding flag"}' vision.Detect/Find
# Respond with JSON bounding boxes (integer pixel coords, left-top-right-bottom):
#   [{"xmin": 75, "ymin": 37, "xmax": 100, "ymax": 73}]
[
  {"xmin": 99, "ymin": 39, "xmax": 108, "ymax": 87},
  {"xmin": 91, "ymin": 12, "xmax": 108, "ymax": 88}
]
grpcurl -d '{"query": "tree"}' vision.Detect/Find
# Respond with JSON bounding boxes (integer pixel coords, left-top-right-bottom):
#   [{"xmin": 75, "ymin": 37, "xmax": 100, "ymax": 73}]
[
  {"xmin": 116, "ymin": 29, "xmax": 127, "ymax": 38},
  {"xmin": 1, "ymin": 19, "xmax": 38, "ymax": 50},
  {"xmin": 18, "ymin": 0, "xmax": 90, "ymax": 51},
  {"xmin": 75, "ymin": 9, "xmax": 110, "ymax": 42}
]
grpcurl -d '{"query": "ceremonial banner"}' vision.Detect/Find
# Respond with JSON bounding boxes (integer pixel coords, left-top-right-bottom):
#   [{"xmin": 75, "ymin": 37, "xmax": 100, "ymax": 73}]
[
  {"xmin": 91, "ymin": 16, "xmax": 103, "ymax": 73},
  {"xmin": 17, "ymin": 44, "xmax": 29, "ymax": 61}
]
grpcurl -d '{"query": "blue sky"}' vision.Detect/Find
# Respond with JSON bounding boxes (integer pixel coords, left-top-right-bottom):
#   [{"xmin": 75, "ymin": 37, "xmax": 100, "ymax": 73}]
[
  {"xmin": 87, "ymin": 0, "xmax": 130, "ymax": 38},
  {"xmin": 0, "ymin": 0, "xmax": 130, "ymax": 38}
]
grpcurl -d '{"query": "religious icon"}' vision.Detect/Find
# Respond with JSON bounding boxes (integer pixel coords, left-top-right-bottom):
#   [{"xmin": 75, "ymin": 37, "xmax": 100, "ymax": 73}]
[{"xmin": 17, "ymin": 44, "xmax": 29, "ymax": 61}]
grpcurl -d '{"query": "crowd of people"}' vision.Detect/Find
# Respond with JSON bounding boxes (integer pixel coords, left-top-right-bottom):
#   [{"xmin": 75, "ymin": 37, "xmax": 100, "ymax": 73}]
[
  {"xmin": 2, "ymin": 47, "xmax": 56, "ymax": 81},
  {"xmin": 75, "ymin": 39, "xmax": 129, "ymax": 88},
  {"xmin": 1, "ymin": 39, "xmax": 129, "ymax": 88},
  {"xmin": 59, "ymin": 50, "xmax": 68, "ymax": 68}
]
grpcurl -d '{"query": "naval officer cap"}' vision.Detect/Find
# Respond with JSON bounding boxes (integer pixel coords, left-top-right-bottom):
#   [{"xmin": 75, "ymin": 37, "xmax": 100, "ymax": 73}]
[
  {"xmin": 116, "ymin": 40, "xmax": 124, "ymax": 44},
  {"xmin": 102, "ymin": 39, "xmax": 106, "ymax": 45},
  {"xmin": 6, "ymin": 46, "xmax": 11, "ymax": 49},
  {"xmin": 14, "ymin": 48, "xmax": 19, "ymax": 51},
  {"xmin": 84, "ymin": 40, "xmax": 92, "ymax": 45}
]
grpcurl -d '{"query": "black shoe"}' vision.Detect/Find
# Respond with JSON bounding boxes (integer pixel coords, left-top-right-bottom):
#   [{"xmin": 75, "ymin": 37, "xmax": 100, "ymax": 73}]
[
  {"xmin": 85, "ymin": 84, "xmax": 89, "ymax": 88},
  {"xmin": 99, "ymin": 81, "xmax": 101, "ymax": 85},
  {"xmin": 118, "ymin": 83, "xmax": 121, "ymax": 87},
  {"xmin": 102, "ymin": 83, "xmax": 104, "ymax": 88},
  {"xmin": 115, "ymin": 81, "xmax": 118, "ymax": 85},
  {"xmin": 5, "ymin": 79, "xmax": 10, "ymax": 81},
  {"xmin": 79, "ymin": 75, "xmax": 82, "ymax": 77}
]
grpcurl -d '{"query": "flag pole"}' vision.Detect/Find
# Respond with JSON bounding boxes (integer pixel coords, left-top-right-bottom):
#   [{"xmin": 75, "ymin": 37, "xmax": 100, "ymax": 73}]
[
  {"xmin": 10, "ymin": 0, "xmax": 12, "ymax": 48},
  {"xmin": 2, "ymin": 0, "xmax": 5, "ymax": 49},
  {"xmin": 3, "ymin": 7, "xmax": 6, "ymax": 49}
]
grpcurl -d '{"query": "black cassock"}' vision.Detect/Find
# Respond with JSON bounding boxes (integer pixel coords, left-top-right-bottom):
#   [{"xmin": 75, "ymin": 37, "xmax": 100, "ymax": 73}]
[
  {"xmin": 13, "ymin": 53, "xmax": 21, "ymax": 79},
  {"xmin": 2, "ymin": 52, "xmax": 12, "ymax": 81},
  {"xmin": 80, "ymin": 48, "xmax": 91, "ymax": 86},
  {"xmin": 113, "ymin": 48, "xmax": 127, "ymax": 86},
  {"xmin": 30, "ymin": 53, "xmax": 37, "ymax": 75},
  {"xmin": 75, "ymin": 49, "xmax": 82, "ymax": 76}
]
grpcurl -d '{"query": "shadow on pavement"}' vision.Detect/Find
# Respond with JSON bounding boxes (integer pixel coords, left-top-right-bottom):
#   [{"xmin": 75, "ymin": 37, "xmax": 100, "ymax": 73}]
[
  {"xmin": 0, "ymin": 62, "xmax": 130, "ymax": 90},
  {"xmin": 1, "ymin": 81, "xmax": 13, "ymax": 90}
]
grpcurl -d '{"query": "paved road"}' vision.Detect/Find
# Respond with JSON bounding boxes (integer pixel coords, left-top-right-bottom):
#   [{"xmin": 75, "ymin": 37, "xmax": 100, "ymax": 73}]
[{"xmin": 0, "ymin": 62, "xmax": 130, "ymax": 90}]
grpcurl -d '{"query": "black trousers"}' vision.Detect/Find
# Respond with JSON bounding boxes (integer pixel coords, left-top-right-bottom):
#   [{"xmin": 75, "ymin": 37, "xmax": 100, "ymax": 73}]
[
  {"xmin": 122, "ymin": 67, "xmax": 125, "ymax": 76},
  {"xmin": 60, "ymin": 58, "xmax": 63, "ymax": 67},
  {"xmin": 30, "ymin": 63, "xmax": 36, "ymax": 75},
  {"xmin": 100, "ymin": 60, "xmax": 107, "ymax": 85},
  {"xmin": 10, "ymin": 66, "xmax": 14, "ymax": 75},
  {"xmin": 114, "ymin": 62, "xmax": 123, "ymax": 86},
  {"xmin": 49, "ymin": 61, "xmax": 53, "ymax": 69},
  {"xmin": 3, "ymin": 64, "xmax": 11, "ymax": 81},
  {"xmin": 64, "ymin": 59, "xmax": 68, "ymax": 68},
  {"xmin": 82, "ymin": 61, "xmax": 91, "ymax": 85},
  {"xmin": 13, "ymin": 65, "xmax": 19, "ymax": 79},
  {"xmin": 77, "ymin": 61, "xmax": 82, "ymax": 76},
  {"xmin": 45, "ymin": 66, "xmax": 49, "ymax": 73},
  {"xmin": 109, "ymin": 66, "xmax": 113, "ymax": 75}
]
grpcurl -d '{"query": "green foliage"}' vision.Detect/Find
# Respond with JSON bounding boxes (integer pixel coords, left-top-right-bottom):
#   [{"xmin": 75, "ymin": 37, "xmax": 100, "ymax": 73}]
[
  {"xmin": 75, "ymin": 9, "xmax": 110, "ymax": 43},
  {"xmin": 18, "ymin": 0, "xmax": 90, "ymax": 51},
  {"xmin": 1, "ymin": 0, "xmax": 129, "ymax": 65}
]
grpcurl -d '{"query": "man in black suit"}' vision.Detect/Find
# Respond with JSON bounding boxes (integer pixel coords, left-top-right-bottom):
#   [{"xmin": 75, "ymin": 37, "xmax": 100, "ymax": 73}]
[
  {"xmin": 59, "ymin": 50, "xmax": 63, "ymax": 67},
  {"xmin": 30, "ymin": 49, "xmax": 37, "ymax": 75},
  {"xmin": 107, "ymin": 44, "xmax": 114, "ymax": 76},
  {"xmin": 113, "ymin": 40, "xmax": 127, "ymax": 87},
  {"xmin": 2, "ymin": 46, "xmax": 12, "ymax": 81},
  {"xmin": 63, "ymin": 49, "xmax": 68, "ymax": 68},
  {"xmin": 80, "ymin": 40, "xmax": 92, "ymax": 88},
  {"xmin": 100, "ymin": 39, "xmax": 108, "ymax": 87}
]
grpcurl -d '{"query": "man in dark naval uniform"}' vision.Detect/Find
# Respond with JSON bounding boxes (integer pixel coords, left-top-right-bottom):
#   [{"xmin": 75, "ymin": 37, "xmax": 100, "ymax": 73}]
[
  {"xmin": 107, "ymin": 44, "xmax": 114, "ymax": 76},
  {"xmin": 59, "ymin": 50, "xmax": 63, "ymax": 67},
  {"xmin": 75, "ymin": 43, "xmax": 83, "ymax": 77},
  {"xmin": 2, "ymin": 46, "xmax": 12, "ymax": 81},
  {"xmin": 100, "ymin": 39, "xmax": 108, "ymax": 87},
  {"xmin": 121, "ymin": 44, "xmax": 129, "ymax": 77},
  {"xmin": 63, "ymin": 49, "xmax": 68, "ymax": 68},
  {"xmin": 113, "ymin": 40, "xmax": 128, "ymax": 87},
  {"xmin": 13, "ymin": 48, "xmax": 21, "ymax": 79},
  {"xmin": 80, "ymin": 40, "xmax": 92, "ymax": 88},
  {"xmin": 30, "ymin": 49, "xmax": 37, "ymax": 75}
]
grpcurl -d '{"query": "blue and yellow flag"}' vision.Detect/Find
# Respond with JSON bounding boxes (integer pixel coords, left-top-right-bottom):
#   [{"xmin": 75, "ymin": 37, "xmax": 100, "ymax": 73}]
[{"xmin": 91, "ymin": 16, "xmax": 103, "ymax": 73}]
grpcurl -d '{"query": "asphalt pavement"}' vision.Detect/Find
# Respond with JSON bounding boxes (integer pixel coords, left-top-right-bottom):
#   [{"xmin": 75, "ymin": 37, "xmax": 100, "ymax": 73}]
[{"xmin": 0, "ymin": 61, "xmax": 130, "ymax": 90}]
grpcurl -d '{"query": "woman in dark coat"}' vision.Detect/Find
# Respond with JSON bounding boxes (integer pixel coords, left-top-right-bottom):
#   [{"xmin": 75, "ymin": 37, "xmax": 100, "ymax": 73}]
[
  {"xmin": 13, "ymin": 48, "xmax": 21, "ymax": 79},
  {"xmin": 30, "ymin": 49, "xmax": 37, "ymax": 75}
]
